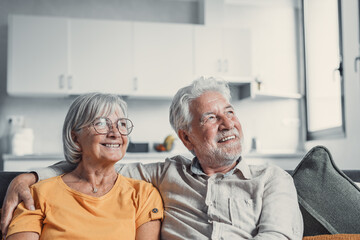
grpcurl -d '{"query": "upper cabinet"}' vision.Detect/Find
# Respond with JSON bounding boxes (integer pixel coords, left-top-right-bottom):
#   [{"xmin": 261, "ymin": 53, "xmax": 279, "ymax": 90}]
[
  {"xmin": 194, "ymin": 26, "xmax": 252, "ymax": 82},
  {"xmin": 69, "ymin": 19, "xmax": 134, "ymax": 95},
  {"xmin": 133, "ymin": 22, "xmax": 193, "ymax": 97},
  {"xmin": 7, "ymin": 15, "xmax": 69, "ymax": 95},
  {"xmin": 7, "ymin": 15, "xmax": 134, "ymax": 96},
  {"xmin": 7, "ymin": 15, "xmax": 253, "ymax": 98}
]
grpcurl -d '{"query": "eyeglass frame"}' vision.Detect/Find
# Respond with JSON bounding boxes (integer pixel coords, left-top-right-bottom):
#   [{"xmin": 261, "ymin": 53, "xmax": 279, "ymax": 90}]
[{"xmin": 91, "ymin": 117, "xmax": 134, "ymax": 136}]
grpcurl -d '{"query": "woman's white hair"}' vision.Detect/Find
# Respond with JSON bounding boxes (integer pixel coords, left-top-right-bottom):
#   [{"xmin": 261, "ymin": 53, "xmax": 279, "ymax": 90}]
[
  {"xmin": 63, "ymin": 92, "xmax": 128, "ymax": 164},
  {"xmin": 169, "ymin": 77, "xmax": 231, "ymax": 135}
]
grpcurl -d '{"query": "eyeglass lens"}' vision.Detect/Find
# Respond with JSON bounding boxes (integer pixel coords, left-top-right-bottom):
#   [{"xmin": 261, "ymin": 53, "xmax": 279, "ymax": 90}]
[{"xmin": 93, "ymin": 117, "xmax": 133, "ymax": 135}]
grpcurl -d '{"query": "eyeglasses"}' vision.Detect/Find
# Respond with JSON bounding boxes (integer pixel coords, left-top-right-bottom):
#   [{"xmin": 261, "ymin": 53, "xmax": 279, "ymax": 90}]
[{"xmin": 91, "ymin": 117, "xmax": 134, "ymax": 136}]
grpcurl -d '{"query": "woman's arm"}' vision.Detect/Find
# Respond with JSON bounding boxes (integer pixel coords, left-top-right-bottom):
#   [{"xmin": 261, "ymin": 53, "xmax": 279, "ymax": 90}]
[
  {"xmin": 6, "ymin": 232, "xmax": 39, "ymax": 240},
  {"xmin": 1, "ymin": 173, "xmax": 37, "ymax": 236},
  {"xmin": 135, "ymin": 220, "xmax": 161, "ymax": 240},
  {"xmin": 1, "ymin": 161, "xmax": 75, "ymax": 235}
]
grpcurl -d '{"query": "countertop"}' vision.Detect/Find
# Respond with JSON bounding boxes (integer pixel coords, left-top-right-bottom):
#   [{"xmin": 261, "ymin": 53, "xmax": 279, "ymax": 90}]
[
  {"xmin": 2, "ymin": 150, "xmax": 306, "ymax": 171},
  {"xmin": 3, "ymin": 150, "xmax": 306, "ymax": 161}
]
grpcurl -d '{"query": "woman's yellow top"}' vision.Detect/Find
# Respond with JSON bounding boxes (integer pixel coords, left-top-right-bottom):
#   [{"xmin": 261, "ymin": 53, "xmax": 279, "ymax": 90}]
[{"xmin": 7, "ymin": 174, "xmax": 163, "ymax": 239}]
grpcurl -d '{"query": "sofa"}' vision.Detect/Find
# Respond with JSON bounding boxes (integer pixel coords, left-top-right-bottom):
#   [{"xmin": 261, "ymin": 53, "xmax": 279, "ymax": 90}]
[{"xmin": 0, "ymin": 146, "xmax": 360, "ymax": 239}]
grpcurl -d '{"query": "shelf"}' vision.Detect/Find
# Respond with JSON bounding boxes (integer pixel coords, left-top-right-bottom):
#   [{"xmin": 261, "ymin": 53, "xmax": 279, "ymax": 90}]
[
  {"xmin": 228, "ymin": 81, "xmax": 252, "ymax": 100},
  {"xmin": 252, "ymin": 92, "xmax": 303, "ymax": 100},
  {"xmin": 228, "ymin": 80, "xmax": 303, "ymax": 101}
]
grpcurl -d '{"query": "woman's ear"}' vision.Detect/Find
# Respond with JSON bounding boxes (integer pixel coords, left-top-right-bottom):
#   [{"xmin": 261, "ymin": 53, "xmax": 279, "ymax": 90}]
[
  {"xmin": 71, "ymin": 131, "xmax": 81, "ymax": 149},
  {"xmin": 178, "ymin": 130, "xmax": 194, "ymax": 151}
]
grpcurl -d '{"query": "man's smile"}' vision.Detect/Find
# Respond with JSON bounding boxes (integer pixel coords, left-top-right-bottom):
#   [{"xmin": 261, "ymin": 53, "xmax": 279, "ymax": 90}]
[{"xmin": 218, "ymin": 135, "xmax": 236, "ymax": 143}]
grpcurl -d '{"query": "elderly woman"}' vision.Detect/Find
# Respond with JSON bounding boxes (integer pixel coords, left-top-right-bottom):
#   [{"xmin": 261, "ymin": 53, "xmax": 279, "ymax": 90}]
[{"xmin": 6, "ymin": 93, "xmax": 163, "ymax": 240}]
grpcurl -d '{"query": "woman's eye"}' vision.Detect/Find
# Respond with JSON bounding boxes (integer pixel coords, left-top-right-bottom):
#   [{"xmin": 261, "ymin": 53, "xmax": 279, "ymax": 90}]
[{"xmin": 95, "ymin": 119, "xmax": 107, "ymax": 127}]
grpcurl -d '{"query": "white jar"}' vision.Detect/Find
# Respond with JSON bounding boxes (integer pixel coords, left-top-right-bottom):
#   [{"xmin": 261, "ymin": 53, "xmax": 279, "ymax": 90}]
[{"xmin": 11, "ymin": 128, "xmax": 34, "ymax": 156}]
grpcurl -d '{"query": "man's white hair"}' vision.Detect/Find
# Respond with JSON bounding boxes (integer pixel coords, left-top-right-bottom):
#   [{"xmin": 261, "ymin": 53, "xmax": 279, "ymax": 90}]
[{"xmin": 169, "ymin": 77, "xmax": 231, "ymax": 135}]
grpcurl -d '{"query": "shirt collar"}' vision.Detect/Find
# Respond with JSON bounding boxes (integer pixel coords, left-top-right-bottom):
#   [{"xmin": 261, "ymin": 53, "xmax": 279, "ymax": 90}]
[{"xmin": 190, "ymin": 156, "xmax": 252, "ymax": 179}]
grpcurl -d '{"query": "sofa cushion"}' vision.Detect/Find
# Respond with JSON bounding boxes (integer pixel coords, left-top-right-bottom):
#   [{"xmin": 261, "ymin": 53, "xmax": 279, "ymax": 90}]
[
  {"xmin": 303, "ymin": 234, "xmax": 360, "ymax": 240},
  {"xmin": 292, "ymin": 146, "xmax": 360, "ymax": 236}
]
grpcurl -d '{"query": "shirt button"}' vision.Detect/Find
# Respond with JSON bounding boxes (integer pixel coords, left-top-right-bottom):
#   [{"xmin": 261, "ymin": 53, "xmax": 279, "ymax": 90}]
[
  {"xmin": 245, "ymin": 199, "xmax": 252, "ymax": 206},
  {"xmin": 152, "ymin": 208, "xmax": 158, "ymax": 213}
]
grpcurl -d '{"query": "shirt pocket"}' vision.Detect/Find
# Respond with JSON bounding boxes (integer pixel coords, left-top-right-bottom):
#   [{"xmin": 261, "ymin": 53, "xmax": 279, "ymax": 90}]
[{"xmin": 229, "ymin": 197, "xmax": 260, "ymax": 233}]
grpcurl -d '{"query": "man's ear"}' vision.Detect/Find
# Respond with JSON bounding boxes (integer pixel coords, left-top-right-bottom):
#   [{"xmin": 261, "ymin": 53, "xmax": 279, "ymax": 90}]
[{"xmin": 178, "ymin": 129, "xmax": 194, "ymax": 151}]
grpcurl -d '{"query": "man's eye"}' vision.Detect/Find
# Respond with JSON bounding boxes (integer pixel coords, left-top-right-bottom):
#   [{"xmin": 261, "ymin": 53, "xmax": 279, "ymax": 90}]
[
  {"xmin": 204, "ymin": 115, "xmax": 217, "ymax": 123},
  {"xmin": 226, "ymin": 111, "xmax": 234, "ymax": 117}
]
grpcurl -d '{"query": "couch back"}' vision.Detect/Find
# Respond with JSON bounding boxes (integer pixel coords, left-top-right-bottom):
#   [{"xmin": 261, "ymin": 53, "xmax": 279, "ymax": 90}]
[
  {"xmin": 0, "ymin": 172, "xmax": 23, "ymax": 207},
  {"xmin": 1, "ymin": 170, "xmax": 360, "ymax": 207}
]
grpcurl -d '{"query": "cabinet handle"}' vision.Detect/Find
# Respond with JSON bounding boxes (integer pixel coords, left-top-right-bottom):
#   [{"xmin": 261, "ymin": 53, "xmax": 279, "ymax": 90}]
[
  {"xmin": 67, "ymin": 75, "xmax": 73, "ymax": 90},
  {"xmin": 133, "ymin": 77, "xmax": 138, "ymax": 91},
  {"xmin": 218, "ymin": 59, "xmax": 222, "ymax": 72},
  {"xmin": 223, "ymin": 59, "xmax": 228, "ymax": 72},
  {"xmin": 59, "ymin": 75, "xmax": 65, "ymax": 89},
  {"xmin": 355, "ymin": 56, "xmax": 360, "ymax": 72},
  {"xmin": 333, "ymin": 61, "xmax": 343, "ymax": 82}
]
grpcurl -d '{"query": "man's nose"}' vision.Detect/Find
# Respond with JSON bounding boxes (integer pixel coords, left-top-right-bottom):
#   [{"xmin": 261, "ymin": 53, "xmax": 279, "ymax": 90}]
[{"xmin": 219, "ymin": 115, "xmax": 234, "ymax": 130}]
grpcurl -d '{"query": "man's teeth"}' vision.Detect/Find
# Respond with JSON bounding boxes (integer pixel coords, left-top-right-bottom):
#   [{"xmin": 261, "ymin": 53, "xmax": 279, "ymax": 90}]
[
  {"xmin": 219, "ymin": 136, "xmax": 235, "ymax": 142},
  {"xmin": 104, "ymin": 144, "xmax": 120, "ymax": 148}
]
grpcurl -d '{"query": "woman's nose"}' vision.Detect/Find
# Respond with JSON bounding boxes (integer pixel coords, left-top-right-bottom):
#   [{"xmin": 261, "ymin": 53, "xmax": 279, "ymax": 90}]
[{"xmin": 107, "ymin": 124, "xmax": 121, "ymax": 137}]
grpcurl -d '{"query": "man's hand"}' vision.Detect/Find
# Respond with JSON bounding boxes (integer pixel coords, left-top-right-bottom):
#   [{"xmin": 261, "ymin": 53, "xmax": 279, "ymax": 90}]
[{"xmin": 1, "ymin": 173, "xmax": 37, "ymax": 236}]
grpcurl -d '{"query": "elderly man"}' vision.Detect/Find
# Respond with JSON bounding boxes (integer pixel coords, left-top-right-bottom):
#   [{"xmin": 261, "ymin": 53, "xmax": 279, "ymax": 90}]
[{"xmin": 2, "ymin": 77, "xmax": 303, "ymax": 239}]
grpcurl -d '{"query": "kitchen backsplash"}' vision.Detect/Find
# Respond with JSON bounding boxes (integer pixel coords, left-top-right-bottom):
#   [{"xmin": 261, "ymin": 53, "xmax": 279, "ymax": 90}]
[{"xmin": 0, "ymin": 94, "xmax": 301, "ymax": 156}]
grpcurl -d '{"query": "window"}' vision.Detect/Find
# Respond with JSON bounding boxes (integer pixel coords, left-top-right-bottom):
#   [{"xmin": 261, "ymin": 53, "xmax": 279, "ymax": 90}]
[{"xmin": 302, "ymin": 0, "xmax": 345, "ymax": 140}]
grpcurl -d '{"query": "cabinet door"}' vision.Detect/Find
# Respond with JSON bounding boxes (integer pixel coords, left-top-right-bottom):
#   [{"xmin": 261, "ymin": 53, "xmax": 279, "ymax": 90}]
[
  {"xmin": 7, "ymin": 15, "xmax": 69, "ymax": 95},
  {"xmin": 194, "ymin": 26, "xmax": 223, "ymax": 78},
  {"xmin": 69, "ymin": 19, "xmax": 134, "ymax": 95},
  {"xmin": 133, "ymin": 22, "xmax": 193, "ymax": 97},
  {"xmin": 194, "ymin": 26, "xmax": 252, "ymax": 81},
  {"xmin": 222, "ymin": 28, "xmax": 252, "ymax": 79}
]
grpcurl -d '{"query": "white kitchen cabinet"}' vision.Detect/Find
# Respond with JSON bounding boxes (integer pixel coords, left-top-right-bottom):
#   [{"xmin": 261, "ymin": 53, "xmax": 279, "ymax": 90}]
[
  {"xmin": 69, "ymin": 19, "xmax": 134, "ymax": 95},
  {"xmin": 7, "ymin": 15, "xmax": 253, "ymax": 98},
  {"xmin": 133, "ymin": 22, "xmax": 194, "ymax": 97},
  {"xmin": 7, "ymin": 15, "xmax": 134, "ymax": 96},
  {"xmin": 7, "ymin": 15, "xmax": 70, "ymax": 95},
  {"xmin": 194, "ymin": 26, "xmax": 252, "ymax": 81}
]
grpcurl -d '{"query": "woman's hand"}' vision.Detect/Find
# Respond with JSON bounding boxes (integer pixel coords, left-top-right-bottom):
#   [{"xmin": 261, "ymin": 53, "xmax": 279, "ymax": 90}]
[
  {"xmin": 1, "ymin": 173, "xmax": 37, "ymax": 236},
  {"xmin": 136, "ymin": 220, "xmax": 161, "ymax": 240}
]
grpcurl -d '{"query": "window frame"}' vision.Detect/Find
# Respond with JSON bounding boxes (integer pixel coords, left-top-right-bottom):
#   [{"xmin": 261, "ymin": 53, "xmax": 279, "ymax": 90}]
[{"xmin": 301, "ymin": 0, "xmax": 346, "ymax": 141}]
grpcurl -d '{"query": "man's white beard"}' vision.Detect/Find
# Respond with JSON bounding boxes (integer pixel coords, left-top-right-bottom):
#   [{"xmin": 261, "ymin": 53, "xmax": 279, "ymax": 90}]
[{"xmin": 198, "ymin": 140, "xmax": 242, "ymax": 169}]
